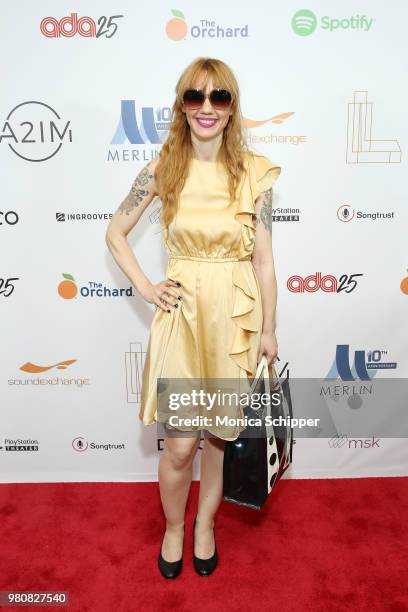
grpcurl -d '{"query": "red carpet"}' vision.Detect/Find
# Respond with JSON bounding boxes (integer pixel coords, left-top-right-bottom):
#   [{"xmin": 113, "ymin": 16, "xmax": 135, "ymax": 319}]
[{"xmin": 1, "ymin": 477, "xmax": 407, "ymax": 612}]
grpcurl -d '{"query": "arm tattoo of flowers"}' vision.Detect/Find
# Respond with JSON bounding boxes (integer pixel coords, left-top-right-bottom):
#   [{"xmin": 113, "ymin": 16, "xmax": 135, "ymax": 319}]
[
  {"xmin": 255, "ymin": 187, "xmax": 273, "ymax": 233},
  {"xmin": 119, "ymin": 166, "xmax": 154, "ymax": 215}
]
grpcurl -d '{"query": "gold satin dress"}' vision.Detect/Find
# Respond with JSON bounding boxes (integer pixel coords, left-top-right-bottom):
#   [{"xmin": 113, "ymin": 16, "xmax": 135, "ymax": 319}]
[{"xmin": 139, "ymin": 151, "xmax": 281, "ymax": 440}]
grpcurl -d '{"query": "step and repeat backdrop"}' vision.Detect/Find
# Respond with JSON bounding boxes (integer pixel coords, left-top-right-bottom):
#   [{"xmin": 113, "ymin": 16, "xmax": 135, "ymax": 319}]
[{"xmin": 1, "ymin": 2, "xmax": 407, "ymax": 482}]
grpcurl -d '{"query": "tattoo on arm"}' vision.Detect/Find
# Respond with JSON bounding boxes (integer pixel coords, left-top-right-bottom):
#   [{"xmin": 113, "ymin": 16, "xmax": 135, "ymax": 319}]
[
  {"xmin": 119, "ymin": 166, "xmax": 154, "ymax": 215},
  {"xmin": 255, "ymin": 187, "xmax": 273, "ymax": 233}
]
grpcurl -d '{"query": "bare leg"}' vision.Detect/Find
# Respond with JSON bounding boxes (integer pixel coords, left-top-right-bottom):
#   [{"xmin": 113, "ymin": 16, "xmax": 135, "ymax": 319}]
[
  {"xmin": 195, "ymin": 431, "xmax": 226, "ymax": 558},
  {"xmin": 158, "ymin": 433, "xmax": 200, "ymax": 561}
]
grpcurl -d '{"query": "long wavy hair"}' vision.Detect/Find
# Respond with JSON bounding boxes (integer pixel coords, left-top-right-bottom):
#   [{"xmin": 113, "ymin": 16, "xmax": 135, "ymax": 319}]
[{"xmin": 155, "ymin": 57, "xmax": 250, "ymax": 229}]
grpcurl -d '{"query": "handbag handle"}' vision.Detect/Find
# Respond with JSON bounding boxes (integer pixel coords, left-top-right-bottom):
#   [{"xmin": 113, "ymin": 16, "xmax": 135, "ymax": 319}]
[
  {"xmin": 253, "ymin": 354, "xmax": 268, "ymax": 379},
  {"xmin": 248, "ymin": 355, "xmax": 270, "ymax": 396},
  {"xmin": 249, "ymin": 355, "xmax": 282, "ymax": 397}
]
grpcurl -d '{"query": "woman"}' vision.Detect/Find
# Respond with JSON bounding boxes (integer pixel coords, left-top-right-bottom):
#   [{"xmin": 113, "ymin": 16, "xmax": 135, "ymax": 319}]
[{"xmin": 105, "ymin": 57, "xmax": 281, "ymax": 579}]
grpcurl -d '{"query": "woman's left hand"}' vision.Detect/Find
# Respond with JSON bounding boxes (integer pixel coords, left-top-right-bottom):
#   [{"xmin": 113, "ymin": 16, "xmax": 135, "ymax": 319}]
[{"xmin": 257, "ymin": 330, "xmax": 278, "ymax": 366}]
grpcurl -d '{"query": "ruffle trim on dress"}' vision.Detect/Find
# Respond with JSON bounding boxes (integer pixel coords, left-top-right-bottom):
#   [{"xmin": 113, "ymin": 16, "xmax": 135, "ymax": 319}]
[
  {"xmin": 229, "ymin": 262, "xmax": 258, "ymax": 374},
  {"xmin": 229, "ymin": 152, "xmax": 282, "ymax": 376}
]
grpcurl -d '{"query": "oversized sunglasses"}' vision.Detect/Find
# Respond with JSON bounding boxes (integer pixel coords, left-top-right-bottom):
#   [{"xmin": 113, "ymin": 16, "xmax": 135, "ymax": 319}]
[{"xmin": 182, "ymin": 88, "xmax": 233, "ymax": 110}]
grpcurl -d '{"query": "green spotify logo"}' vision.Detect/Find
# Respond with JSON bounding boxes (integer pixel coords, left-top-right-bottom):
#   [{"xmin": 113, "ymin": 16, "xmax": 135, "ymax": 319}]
[
  {"xmin": 292, "ymin": 9, "xmax": 374, "ymax": 36},
  {"xmin": 291, "ymin": 9, "xmax": 317, "ymax": 36}
]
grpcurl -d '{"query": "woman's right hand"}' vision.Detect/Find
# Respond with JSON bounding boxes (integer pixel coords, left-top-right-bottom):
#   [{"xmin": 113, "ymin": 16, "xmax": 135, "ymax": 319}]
[{"xmin": 140, "ymin": 279, "xmax": 182, "ymax": 313}]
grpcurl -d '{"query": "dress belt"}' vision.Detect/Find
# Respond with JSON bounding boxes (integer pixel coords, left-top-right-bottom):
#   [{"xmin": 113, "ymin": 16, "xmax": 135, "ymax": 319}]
[{"xmin": 169, "ymin": 254, "xmax": 252, "ymax": 263}]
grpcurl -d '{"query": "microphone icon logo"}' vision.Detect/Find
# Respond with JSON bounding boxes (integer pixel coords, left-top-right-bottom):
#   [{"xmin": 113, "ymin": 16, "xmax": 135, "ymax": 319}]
[
  {"xmin": 337, "ymin": 204, "xmax": 355, "ymax": 222},
  {"xmin": 72, "ymin": 437, "xmax": 88, "ymax": 452}
]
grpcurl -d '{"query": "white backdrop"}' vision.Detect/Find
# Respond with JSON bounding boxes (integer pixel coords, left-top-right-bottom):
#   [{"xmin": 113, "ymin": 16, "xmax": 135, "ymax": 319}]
[{"xmin": 1, "ymin": 1, "xmax": 407, "ymax": 483}]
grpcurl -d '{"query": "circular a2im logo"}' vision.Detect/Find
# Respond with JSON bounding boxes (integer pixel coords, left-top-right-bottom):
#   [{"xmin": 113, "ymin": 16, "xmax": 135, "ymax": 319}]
[
  {"xmin": 1, "ymin": 101, "xmax": 72, "ymax": 162},
  {"xmin": 291, "ymin": 9, "xmax": 317, "ymax": 36}
]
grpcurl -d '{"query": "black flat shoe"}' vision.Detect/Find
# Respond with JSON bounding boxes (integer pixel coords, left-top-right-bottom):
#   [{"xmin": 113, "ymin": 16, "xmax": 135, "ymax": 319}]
[
  {"xmin": 193, "ymin": 516, "xmax": 218, "ymax": 576},
  {"xmin": 158, "ymin": 526, "xmax": 184, "ymax": 579}
]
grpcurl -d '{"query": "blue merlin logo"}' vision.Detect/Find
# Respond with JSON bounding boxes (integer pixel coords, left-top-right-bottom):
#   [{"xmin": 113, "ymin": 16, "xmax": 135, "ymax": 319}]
[
  {"xmin": 111, "ymin": 101, "xmax": 171, "ymax": 145},
  {"xmin": 325, "ymin": 344, "xmax": 397, "ymax": 381}
]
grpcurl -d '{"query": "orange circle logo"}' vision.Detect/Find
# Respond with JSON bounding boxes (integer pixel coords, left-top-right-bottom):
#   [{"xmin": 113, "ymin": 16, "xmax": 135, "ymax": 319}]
[
  {"xmin": 401, "ymin": 271, "xmax": 408, "ymax": 295},
  {"xmin": 166, "ymin": 10, "xmax": 187, "ymax": 41},
  {"xmin": 58, "ymin": 273, "xmax": 77, "ymax": 299}
]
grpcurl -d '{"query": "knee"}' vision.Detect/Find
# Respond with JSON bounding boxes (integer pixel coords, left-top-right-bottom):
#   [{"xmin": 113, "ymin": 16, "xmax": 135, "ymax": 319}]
[{"xmin": 164, "ymin": 440, "xmax": 198, "ymax": 469}]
